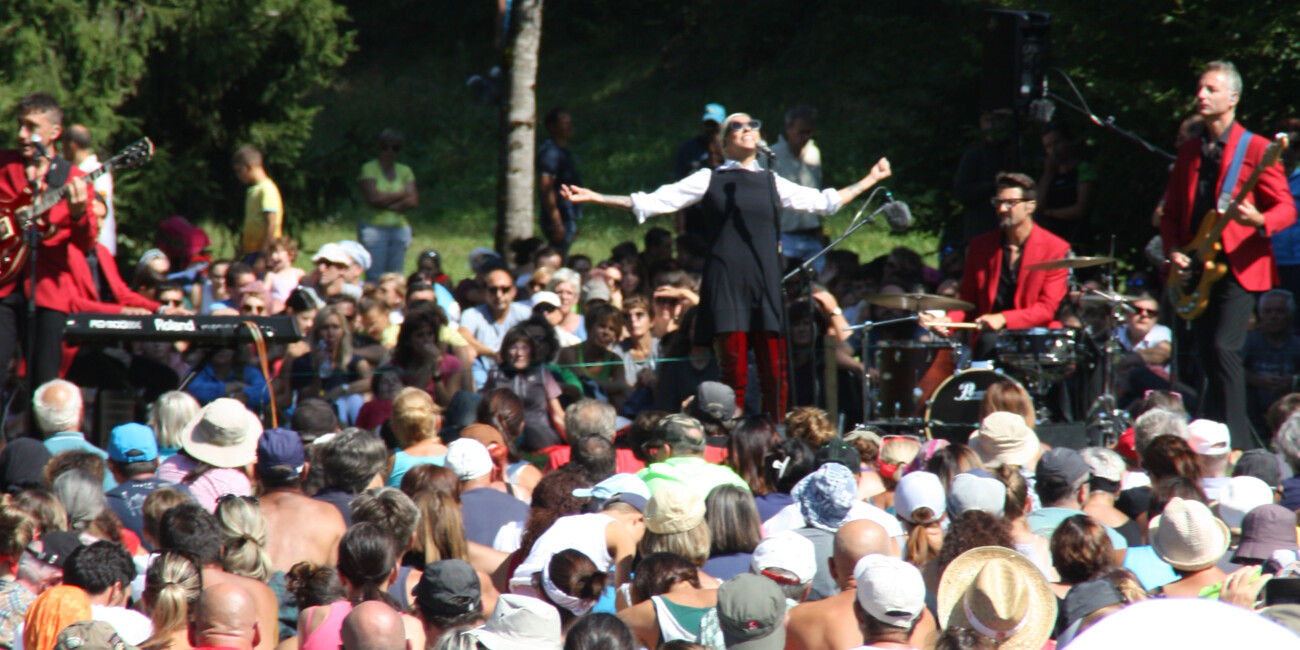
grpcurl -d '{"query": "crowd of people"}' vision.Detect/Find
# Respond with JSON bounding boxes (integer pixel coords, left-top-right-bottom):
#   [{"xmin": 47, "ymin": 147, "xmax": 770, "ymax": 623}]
[{"xmin": 4, "ymin": 51, "xmax": 1300, "ymax": 650}]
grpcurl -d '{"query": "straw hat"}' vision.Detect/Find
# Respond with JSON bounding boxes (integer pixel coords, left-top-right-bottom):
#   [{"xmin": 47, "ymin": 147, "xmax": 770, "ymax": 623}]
[
  {"xmin": 969, "ymin": 412, "xmax": 1040, "ymax": 469},
  {"xmin": 937, "ymin": 546, "xmax": 1057, "ymax": 650},
  {"xmin": 1148, "ymin": 497, "xmax": 1230, "ymax": 572},
  {"xmin": 179, "ymin": 398, "xmax": 263, "ymax": 469}
]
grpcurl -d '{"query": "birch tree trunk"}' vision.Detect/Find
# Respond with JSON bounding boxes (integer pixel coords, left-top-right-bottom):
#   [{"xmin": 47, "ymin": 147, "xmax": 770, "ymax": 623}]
[{"xmin": 495, "ymin": 0, "xmax": 543, "ymax": 261}]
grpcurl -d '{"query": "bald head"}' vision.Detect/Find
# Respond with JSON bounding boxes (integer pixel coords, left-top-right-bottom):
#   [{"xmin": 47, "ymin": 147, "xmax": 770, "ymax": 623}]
[
  {"xmin": 342, "ymin": 601, "xmax": 407, "ymax": 650},
  {"xmin": 191, "ymin": 584, "xmax": 260, "ymax": 650},
  {"xmin": 832, "ymin": 520, "xmax": 890, "ymax": 588}
]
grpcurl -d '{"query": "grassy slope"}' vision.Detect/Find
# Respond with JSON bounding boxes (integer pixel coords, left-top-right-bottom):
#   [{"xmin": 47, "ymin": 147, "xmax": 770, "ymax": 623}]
[{"xmin": 202, "ymin": 2, "xmax": 944, "ymax": 274}]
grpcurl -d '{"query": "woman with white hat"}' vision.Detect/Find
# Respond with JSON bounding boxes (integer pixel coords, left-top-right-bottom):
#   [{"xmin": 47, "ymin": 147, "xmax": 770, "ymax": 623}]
[
  {"xmin": 155, "ymin": 398, "xmax": 262, "ymax": 512},
  {"xmin": 1147, "ymin": 497, "xmax": 1231, "ymax": 598}
]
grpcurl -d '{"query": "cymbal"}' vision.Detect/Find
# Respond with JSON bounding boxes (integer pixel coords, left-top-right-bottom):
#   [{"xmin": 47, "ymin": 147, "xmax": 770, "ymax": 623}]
[
  {"xmin": 1079, "ymin": 289, "xmax": 1130, "ymax": 304},
  {"xmin": 1026, "ymin": 256, "xmax": 1119, "ymax": 270},
  {"xmin": 863, "ymin": 292, "xmax": 975, "ymax": 312}
]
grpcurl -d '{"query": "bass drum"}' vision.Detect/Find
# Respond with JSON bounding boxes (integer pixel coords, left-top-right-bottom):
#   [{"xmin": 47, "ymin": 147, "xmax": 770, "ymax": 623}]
[{"xmin": 925, "ymin": 369, "xmax": 1025, "ymax": 444}]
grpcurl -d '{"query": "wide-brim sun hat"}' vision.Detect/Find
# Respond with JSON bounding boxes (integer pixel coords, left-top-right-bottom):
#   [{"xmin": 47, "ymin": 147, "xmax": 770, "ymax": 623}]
[
  {"xmin": 969, "ymin": 412, "xmax": 1040, "ymax": 469},
  {"xmin": 179, "ymin": 398, "xmax": 263, "ymax": 468},
  {"xmin": 1148, "ymin": 497, "xmax": 1230, "ymax": 572},
  {"xmin": 937, "ymin": 546, "xmax": 1057, "ymax": 650}
]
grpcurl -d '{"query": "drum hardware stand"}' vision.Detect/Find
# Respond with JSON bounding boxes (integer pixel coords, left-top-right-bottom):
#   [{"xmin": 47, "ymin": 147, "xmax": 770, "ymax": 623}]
[
  {"xmin": 782, "ymin": 187, "xmax": 889, "ymax": 412},
  {"xmin": 1080, "ymin": 284, "xmax": 1131, "ymax": 446}
]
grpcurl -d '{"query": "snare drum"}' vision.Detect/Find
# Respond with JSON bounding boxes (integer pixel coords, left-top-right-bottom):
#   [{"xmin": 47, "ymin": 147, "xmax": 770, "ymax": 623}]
[
  {"xmin": 924, "ymin": 369, "xmax": 1025, "ymax": 443},
  {"xmin": 875, "ymin": 340, "xmax": 955, "ymax": 419},
  {"xmin": 996, "ymin": 328, "xmax": 1078, "ymax": 371}
]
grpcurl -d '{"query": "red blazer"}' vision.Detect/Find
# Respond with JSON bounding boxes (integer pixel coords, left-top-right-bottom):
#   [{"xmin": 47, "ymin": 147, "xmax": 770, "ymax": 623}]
[
  {"xmin": 1160, "ymin": 122, "xmax": 1297, "ymax": 292},
  {"xmin": 947, "ymin": 225, "xmax": 1070, "ymax": 330},
  {"xmin": 69, "ymin": 243, "xmax": 162, "ymax": 313},
  {"xmin": 0, "ymin": 151, "xmax": 100, "ymax": 311}
]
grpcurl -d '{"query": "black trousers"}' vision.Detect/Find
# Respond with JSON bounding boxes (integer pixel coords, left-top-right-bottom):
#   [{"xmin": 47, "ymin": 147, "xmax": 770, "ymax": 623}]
[
  {"xmin": 0, "ymin": 291, "xmax": 66, "ymax": 394},
  {"xmin": 1191, "ymin": 273, "xmax": 1256, "ymax": 449}
]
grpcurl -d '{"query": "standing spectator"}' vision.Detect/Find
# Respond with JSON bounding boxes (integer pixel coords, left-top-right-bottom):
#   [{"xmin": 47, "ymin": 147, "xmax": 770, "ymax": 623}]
[
  {"xmin": 772, "ymin": 106, "xmax": 827, "ymax": 270},
  {"xmin": 104, "ymin": 424, "xmax": 170, "ymax": 546},
  {"xmin": 64, "ymin": 124, "xmax": 115, "ymax": 255},
  {"xmin": 537, "ymin": 108, "xmax": 582, "ymax": 254},
  {"xmin": 358, "ymin": 129, "xmax": 418, "ymax": 280},
  {"xmin": 446, "ymin": 439, "xmax": 530, "ymax": 549},
  {"xmin": 675, "ymin": 103, "xmax": 725, "ymax": 180},
  {"xmin": 950, "ymin": 109, "xmax": 1016, "ymax": 250},
  {"xmin": 1036, "ymin": 122, "xmax": 1099, "ymax": 243},
  {"xmin": 1244, "ymin": 290, "xmax": 1300, "ymax": 436},
  {"xmin": 0, "ymin": 506, "xmax": 38, "ymax": 648},
  {"xmin": 233, "ymin": 145, "xmax": 283, "ymax": 262},
  {"xmin": 155, "ymin": 399, "xmax": 260, "ymax": 513},
  {"xmin": 460, "ymin": 268, "xmax": 532, "ymax": 388}
]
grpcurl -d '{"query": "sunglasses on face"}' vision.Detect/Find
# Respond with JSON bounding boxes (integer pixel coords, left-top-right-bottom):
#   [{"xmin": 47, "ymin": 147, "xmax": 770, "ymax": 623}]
[
  {"xmin": 728, "ymin": 119, "xmax": 762, "ymax": 132},
  {"xmin": 486, "ymin": 286, "xmax": 513, "ymax": 295},
  {"xmin": 1133, "ymin": 308, "xmax": 1157, "ymax": 317}
]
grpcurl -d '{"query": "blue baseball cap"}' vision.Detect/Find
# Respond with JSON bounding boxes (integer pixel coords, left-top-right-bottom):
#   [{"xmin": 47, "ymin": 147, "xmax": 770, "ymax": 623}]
[
  {"xmin": 702, "ymin": 103, "xmax": 726, "ymax": 124},
  {"xmin": 257, "ymin": 427, "xmax": 305, "ymax": 478},
  {"xmin": 107, "ymin": 423, "xmax": 159, "ymax": 463},
  {"xmin": 575, "ymin": 473, "xmax": 651, "ymax": 513}
]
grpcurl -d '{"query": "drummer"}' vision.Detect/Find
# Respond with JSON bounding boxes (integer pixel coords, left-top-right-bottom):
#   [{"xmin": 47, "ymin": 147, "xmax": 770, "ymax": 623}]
[{"xmin": 926, "ymin": 172, "xmax": 1071, "ymax": 359}]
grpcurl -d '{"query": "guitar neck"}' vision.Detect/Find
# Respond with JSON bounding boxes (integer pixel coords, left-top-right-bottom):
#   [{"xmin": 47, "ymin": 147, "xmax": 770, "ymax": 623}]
[{"xmin": 32, "ymin": 164, "xmax": 110, "ymax": 215}]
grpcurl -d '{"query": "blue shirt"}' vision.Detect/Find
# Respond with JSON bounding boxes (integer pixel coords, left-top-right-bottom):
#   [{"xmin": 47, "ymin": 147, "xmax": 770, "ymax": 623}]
[
  {"xmin": 106, "ymin": 477, "xmax": 173, "ymax": 549},
  {"xmin": 1025, "ymin": 506, "xmax": 1129, "ymax": 550},
  {"xmin": 186, "ymin": 364, "xmax": 270, "ymax": 409},
  {"xmin": 460, "ymin": 487, "xmax": 530, "ymax": 548},
  {"xmin": 44, "ymin": 432, "xmax": 116, "ymax": 490},
  {"xmin": 1270, "ymin": 169, "xmax": 1300, "ymax": 266},
  {"xmin": 460, "ymin": 302, "xmax": 532, "ymax": 386}
]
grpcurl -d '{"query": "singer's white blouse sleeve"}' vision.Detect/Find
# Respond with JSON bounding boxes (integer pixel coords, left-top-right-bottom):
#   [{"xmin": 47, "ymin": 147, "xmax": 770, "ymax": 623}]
[
  {"xmin": 629, "ymin": 163, "xmax": 842, "ymax": 224},
  {"xmin": 629, "ymin": 168, "xmax": 713, "ymax": 224}
]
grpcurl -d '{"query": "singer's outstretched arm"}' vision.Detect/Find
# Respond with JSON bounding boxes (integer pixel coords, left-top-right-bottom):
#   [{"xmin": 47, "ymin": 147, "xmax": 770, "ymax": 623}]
[
  {"xmin": 559, "ymin": 185, "xmax": 633, "ymax": 210},
  {"xmin": 835, "ymin": 157, "xmax": 892, "ymax": 206}
]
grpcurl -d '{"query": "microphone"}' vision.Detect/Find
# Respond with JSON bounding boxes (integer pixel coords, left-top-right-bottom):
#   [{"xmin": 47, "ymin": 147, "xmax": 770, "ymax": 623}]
[
  {"xmin": 756, "ymin": 141, "xmax": 775, "ymax": 160},
  {"xmin": 29, "ymin": 133, "xmax": 49, "ymax": 159},
  {"xmin": 881, "ymin": 190, "xmax": 913, "ymax": 233},
  {"xmin": 1029, "ymin": 98, "xmax": 1056, "ymax": 123}
]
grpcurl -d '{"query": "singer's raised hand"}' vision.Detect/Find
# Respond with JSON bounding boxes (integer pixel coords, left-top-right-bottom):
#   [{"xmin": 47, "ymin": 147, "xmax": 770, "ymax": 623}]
[
  {"xmin": 868, "ymin": 157, "xmax": 892, "ymax": 182},
  {"xmin": 559, "ymin": 184, "xmax": 597, "ymax": 203}
]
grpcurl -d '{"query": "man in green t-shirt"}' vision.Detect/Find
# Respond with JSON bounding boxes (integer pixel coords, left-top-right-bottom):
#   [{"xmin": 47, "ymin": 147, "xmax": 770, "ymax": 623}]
[
  {"xmin": 637, "ymin": 413, "xmax": 749, "ymax": 497},
  {"xmin": 233, "ymin": 145, "xmax": 283, "ymax": 261}
]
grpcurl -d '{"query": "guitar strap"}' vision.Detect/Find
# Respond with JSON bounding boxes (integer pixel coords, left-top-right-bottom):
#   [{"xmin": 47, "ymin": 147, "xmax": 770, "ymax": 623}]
[{"xmin": 1217, "ymin": 129, "xmax": 1254, "ymax": 214}]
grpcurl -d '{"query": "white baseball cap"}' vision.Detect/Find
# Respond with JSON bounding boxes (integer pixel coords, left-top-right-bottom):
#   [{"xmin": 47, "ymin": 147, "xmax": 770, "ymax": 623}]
[
  {"xmin": 750, "ymin": 530, "xmax": 817, "ymax": 585},
  {"xmin": 445, "ymin": 438, "xmax": 493, "ymax": 481},
  {"xmin": 894, "ymin": 471, "xmax": 946, "ymax": 524},
  {"xmin": 1187, "ymin": 419, "xmax": 1231, "ymax": 456},
  {"xmin": 1218, "ymin": 476, "xmax": 1275, "ymax": 531},
  {"xmin": 854, "ymin": 555, "xmax": 926, "ymax": 628}
]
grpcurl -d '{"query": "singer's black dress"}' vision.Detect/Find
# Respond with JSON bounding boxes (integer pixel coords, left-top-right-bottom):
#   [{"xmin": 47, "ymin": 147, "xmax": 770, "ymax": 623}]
[{"xmin": 691, "ymin": 167, "xmax": 785, "ymax": 345}]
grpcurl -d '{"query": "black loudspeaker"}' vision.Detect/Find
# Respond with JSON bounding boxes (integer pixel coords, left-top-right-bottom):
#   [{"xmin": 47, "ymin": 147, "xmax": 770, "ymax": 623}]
[
  {"xmin": 980, "ymin": 10, "xmax": 1051, "ymax": 113},
  {"xmin": 1036, "ymin": 422, "xmax": 1088, "ymax": 450}
]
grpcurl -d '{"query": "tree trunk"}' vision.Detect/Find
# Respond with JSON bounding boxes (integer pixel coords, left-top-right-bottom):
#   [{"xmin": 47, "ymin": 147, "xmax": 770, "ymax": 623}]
[{"xmin": 495, "ymin": 0, "xmax": 543, "ymax": 262}]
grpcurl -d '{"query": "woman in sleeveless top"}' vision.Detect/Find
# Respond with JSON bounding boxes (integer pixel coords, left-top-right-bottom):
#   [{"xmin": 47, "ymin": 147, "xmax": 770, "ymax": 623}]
[
  {"xmin": 561, "ymin": 112, "xmax": 890, "ymax": 423},
  {"xmin": 291, "ymin": 304, "xmax": 371, "ymax": 425},
  {"xmin": 385, "ymin": 388, "xmax": 447, "ymax": 487},
  {"xmin": 286, "ymin": 563, "xmax": 349, "ymax": 650},
  {"xmin": 617, "ymin": 553, "xmax": 718, "ymax": 647}
]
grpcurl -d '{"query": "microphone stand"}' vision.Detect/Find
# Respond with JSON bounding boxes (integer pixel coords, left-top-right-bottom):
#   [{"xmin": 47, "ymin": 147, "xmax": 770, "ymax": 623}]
[
  {"xmin": 781, "ymin": 188, "xmax": 887, "ymax": 415},
  {"xmin": 1047, "ymin": 68, "xmax": 1175, "ymax": 161}
]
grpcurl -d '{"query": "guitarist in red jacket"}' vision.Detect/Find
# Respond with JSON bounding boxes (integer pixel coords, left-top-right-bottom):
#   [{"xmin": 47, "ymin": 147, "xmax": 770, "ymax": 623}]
[
  {"xmin": 1161, "ymin": 61, "xmax": 1297, "ymax": 450},
  {"xmin": 0, "ymin": 93, "xmax": 103, "ymax": 392}
]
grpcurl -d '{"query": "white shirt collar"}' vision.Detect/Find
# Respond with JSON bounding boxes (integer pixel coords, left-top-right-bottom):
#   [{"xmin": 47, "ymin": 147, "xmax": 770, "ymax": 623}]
[{"xmin": 718, "ymin": 158, "xmax": 762, "ymax": 171}]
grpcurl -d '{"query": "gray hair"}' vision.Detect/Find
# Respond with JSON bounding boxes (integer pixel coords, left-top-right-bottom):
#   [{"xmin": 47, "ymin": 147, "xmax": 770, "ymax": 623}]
[
  {"xmin": 17, "ymin": 549, "xmax": 61, "ymax": 586},
  {"xmin": 149, "ymin": 391, "xmax": 201, "ymax": 450},
  {"xmin": 565, "ymin": 399, "xmax": 616, "ymax": 441},
  {"xmin": 52, "ymin": 469, "xmax": 106, "ymax": 532},
  {"xmin": 33, "ymin": 379, "xmax": 82, "ymax": 435},
  {"xmin": 1134, "ymin": 408, "xmax": 1189, "ymax": 454},
  {"xmin": 547, "ymin": 268, "xmax": 581, "ymax": 293},
  {"xmin": 321, "ymin": 428, "xmax": 388, "ymax": 493},
  {"xmin": 1277, "ymin": 414, "xmax": 1300, "ymax": 472},
  {"xmin": 1259, "ymin": 289, "xmax": 1296, "ymax": 316},
  {"xmin": 1204, "ymin": 60, "xmax": 1243, "ymax": 96},
  {"xmin": 351, "ymin": 487, "xmax": 421, "ymax": 548}
]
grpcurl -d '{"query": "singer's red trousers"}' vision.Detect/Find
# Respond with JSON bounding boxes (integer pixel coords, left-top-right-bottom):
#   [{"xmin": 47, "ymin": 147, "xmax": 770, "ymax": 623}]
[{"xmin": 714, "ymin": 331, "xmax": 786, "ymax": 423}]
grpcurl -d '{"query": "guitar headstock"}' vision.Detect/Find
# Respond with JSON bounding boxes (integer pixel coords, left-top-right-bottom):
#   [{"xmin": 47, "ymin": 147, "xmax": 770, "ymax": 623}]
[
  {"xmin": 1266, "ymin": 132, "xmax": 1290, "ymax": 167},
  {"xmin": 107, "ymin": 138, "xmax": 155, "ymax": 172}
]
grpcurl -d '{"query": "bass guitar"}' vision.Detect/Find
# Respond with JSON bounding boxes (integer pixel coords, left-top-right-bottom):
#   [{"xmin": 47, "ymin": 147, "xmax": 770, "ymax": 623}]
[
  {"xmin": 1171, "ymin": 133, "xmax": 1288, "ymax": 320},
  {"xmin": 0, "ymin": 137, "xmax": 154, "ymax": 285}
]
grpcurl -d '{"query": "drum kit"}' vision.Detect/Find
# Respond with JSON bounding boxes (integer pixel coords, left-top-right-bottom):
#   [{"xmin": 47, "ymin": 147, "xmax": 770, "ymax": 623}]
[{"xmin": 854, "ymin": 256, "xmax": 1133, "ymax": 444}]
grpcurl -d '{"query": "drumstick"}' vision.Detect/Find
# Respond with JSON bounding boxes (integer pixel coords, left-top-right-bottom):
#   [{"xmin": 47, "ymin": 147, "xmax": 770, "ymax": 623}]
[{"xmin": 938, "ymin": 322, "xmax": 980, "ymax": 329}]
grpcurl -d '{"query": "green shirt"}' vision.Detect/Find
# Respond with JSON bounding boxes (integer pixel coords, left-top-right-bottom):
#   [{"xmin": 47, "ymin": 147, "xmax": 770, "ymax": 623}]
[
  {"xmin": 638, "ymin": 456, "xmax": 750, "ymax": 498},
  {"xmin": 359, "ymin": 159, "xmax": 416, "ymax": 227}
]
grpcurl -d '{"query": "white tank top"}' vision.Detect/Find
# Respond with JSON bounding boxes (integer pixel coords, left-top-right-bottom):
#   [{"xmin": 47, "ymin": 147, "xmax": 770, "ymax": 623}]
[{"xmin": 508, "ymin": 513, "xmax": 615, "ymax": 592}]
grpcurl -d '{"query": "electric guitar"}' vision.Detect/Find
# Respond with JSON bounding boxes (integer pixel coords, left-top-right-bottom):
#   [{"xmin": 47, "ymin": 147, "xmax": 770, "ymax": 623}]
[
  {"xmin": 0, "ymin": 137, "xmax": 154, "ymax": 285},
  {"xmin": 1171, "ymin": 133, "xmax": 1288, "ymax": 320}
]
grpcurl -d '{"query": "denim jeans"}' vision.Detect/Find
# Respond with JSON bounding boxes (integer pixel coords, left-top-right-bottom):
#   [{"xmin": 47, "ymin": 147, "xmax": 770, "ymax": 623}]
[
  {"xmin": 780, "ymin": 231, "xmax": 826, "ymax": 273},
  {"xmin": 358, "ymin": 223, "xmax": 413, "ymax": 281}
]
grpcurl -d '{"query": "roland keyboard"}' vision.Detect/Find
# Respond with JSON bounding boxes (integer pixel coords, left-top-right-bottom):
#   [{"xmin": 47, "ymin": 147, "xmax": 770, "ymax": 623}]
[{"xmin": 64, "ymin": 314, "xmax": 303, "ymax": 345}]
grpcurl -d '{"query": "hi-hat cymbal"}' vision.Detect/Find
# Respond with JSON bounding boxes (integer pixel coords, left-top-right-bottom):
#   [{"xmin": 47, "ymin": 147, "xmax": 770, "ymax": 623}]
[
  {"xmin": 863, "ymin": 292, "xmax": 975, "ymax": 312},
  {"xmin": 1026, "ymin": 256, "xmax": 1118, "ymax": 270}
]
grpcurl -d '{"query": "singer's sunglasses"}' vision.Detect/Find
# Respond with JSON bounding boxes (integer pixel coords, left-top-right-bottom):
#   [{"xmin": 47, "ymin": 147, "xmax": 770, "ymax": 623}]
[
  {"xmin": 990, "ymin": 197, "xmax": 1034, "ymax": 208},
  {"xmin": 727, "ymin": 119, "xmax": 762, "ymax": 132}
]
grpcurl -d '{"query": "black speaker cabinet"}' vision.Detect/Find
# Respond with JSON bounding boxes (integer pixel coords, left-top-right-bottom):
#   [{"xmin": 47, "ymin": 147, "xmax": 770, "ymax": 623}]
[{"xmin": 981, "ymin": 10, "xmax": 1051, "ymax": 113}]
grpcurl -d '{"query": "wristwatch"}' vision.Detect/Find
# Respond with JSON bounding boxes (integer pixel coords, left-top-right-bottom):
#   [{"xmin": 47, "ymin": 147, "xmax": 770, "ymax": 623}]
[{"xmin": 831, "ymin": 307, "xmax": 843, "ymax": 316}]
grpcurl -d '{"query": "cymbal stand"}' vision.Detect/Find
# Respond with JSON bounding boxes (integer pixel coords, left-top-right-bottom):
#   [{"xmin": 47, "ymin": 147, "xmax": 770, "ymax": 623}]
[{"xmin": 1082, "ymin": 281, "xmax": 1130, "ymax": 446}]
